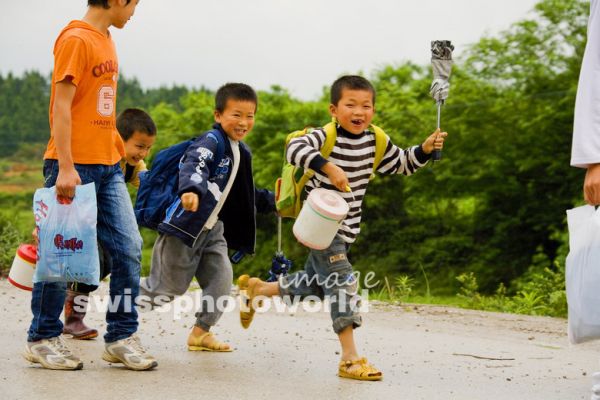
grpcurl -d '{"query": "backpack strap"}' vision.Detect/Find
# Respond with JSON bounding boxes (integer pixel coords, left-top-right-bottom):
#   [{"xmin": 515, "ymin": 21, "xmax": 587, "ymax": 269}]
[
  {"xmin": 321, "ymin": 121, "xmax": 337, "ymax": 158},
  {"xmin": 369, "ymin": 124, "xmax": 388, "ymax": 177}
]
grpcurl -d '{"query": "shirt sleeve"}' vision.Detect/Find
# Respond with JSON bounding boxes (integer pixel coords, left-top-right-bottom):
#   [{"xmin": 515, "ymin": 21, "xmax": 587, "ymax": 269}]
[
  {"xmin": 53, "ymin": 36, "xmax": 88, "ymax": 87},
  {"xmin": 572, "ymin": 0, "xmax": 600, "ymax": 168},
  {"xmin": 286, "ymin": 128, "xmax": 327, "ymax": 169},
  {"xmin": 178, "ymin": 134, "xmax": 219, "ymax": 198},
  {"xmin": 376, "ymin": 135, "xmax": 430, "ymax": 176}
]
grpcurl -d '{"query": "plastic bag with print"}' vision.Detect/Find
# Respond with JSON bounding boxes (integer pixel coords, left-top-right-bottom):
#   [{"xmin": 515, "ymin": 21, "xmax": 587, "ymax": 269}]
[{"xmin": 32, "ymin": 182, "xmax": 100, "ymax": 286}]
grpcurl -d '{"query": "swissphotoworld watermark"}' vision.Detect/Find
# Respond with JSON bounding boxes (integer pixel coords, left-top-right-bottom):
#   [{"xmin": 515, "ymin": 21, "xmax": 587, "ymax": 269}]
[{"xmin": 72, "ymin": 271, "xmax": 382, "ymax": 320}]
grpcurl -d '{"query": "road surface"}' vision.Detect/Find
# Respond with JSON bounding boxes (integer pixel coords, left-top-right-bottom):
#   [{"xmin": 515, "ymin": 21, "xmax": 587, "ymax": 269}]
[{"xmin": 1, "ymin": 279, "xmax": 598, "ymax": 400}]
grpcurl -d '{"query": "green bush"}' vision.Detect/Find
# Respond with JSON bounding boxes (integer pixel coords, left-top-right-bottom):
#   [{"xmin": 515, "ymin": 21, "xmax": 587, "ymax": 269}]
[{"xmin": 452, "ymin": 263, "xmax": 566, "ymax": 317}]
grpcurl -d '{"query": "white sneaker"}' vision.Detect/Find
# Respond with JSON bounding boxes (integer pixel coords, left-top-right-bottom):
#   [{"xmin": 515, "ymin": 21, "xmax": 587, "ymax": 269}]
[
  {"xmin": 102, "ymin": 334, "xmax": 157, "ymax": 371},
  {"xmin": 23, "ymin": 336, "xmax": 83, "ymax": 370}
]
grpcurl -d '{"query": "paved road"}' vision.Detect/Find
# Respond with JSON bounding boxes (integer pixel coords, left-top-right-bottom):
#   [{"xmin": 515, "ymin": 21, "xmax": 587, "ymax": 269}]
[{"xmin": 1, "ymin": 279, "xmax": 599, "ymax": 400}]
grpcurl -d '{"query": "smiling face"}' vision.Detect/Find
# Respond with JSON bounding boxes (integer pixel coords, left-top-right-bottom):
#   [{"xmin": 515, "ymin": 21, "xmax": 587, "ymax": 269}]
[
  {"xmin": 214, "ymin": 99, "xmax": 256, "ymax": 141},
  {"xmin": 123, "ymin": 130, "xmax": 155, "ymax": 166},
  {"xmin": 329, "ymin": 88, "xmax": 375, "ymax": 135}
]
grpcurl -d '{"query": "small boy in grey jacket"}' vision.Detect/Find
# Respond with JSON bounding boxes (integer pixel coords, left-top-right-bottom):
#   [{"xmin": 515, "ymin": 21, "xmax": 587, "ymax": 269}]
[{"xmin": 140, "ymin": 83, "xmax": 275, "ymax": 351}]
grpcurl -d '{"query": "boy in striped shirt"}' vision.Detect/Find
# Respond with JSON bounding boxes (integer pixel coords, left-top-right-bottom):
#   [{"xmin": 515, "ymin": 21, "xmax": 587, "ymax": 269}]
[{"xmin": 239, "ymin": 75, "xmax": 447, "ymax": 381}]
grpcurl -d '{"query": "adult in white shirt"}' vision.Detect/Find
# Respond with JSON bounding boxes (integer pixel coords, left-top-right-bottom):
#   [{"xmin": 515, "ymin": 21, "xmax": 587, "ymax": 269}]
[
  {"xmin": 572, "ymin": 3, "xmax": 600, "ymax": 399},
  {"xmin": 573, "ymin": 0, "xmax": 600, "ymax": 205}
]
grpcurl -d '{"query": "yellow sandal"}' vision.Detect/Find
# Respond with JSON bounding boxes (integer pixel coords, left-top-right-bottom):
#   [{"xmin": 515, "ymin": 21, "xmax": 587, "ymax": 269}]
[
  {"xmin": 188, "ymin": 332, "xmax": 233, "ymax": 352},
  {"xmin": 338, "ymin": 358, "xmax": 383, "ymax": 381},
  {"xmin": 238, "ymin": 275, "xmax": 258, "ymax": 329}
]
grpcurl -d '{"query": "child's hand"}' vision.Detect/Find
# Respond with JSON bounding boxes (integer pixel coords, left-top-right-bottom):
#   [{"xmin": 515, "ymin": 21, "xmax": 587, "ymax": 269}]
[
  {"xmin": 322, "ymin": 162, "xmax": 349, "ymax": 192},
  {"xmin": 181, "ymin": 192, "xmax": 199, "ymax": 212},
  {"xmin": 56, "ymin": 167, "xmax": 81, "ymax": 200},
  {"xmin": 422, "ymin": 129, "xmax": 448, "ymax": 154}
]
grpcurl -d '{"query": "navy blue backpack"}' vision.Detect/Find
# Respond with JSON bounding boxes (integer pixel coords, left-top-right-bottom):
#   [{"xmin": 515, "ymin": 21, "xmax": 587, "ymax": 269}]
[{"xmin": 134, "ymin": 130, "xmax": 225, "ymax": 230}]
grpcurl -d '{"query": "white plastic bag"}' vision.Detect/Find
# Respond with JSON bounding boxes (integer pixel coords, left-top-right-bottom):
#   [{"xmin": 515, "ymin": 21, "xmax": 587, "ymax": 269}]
[
  {"xmin": 566, "ymin": 205, "xmax": 600, "ymax": 344},
  {"xmin": 32, "ymin": 183, "xmax": 100, "ymax": 286}
]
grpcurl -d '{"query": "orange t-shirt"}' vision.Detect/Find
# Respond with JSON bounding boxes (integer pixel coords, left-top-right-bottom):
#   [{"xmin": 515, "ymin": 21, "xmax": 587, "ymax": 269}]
[{"xmin": 44, "ymin": 20, "xmax": 125, "ymax": 164}]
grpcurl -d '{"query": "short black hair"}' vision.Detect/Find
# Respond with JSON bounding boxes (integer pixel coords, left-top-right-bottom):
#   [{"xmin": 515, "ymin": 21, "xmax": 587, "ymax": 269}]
[
  {"xmin": 88, "ymin": 0, "xmax": 131, "ymax": 9},
  {"xmin": 116, "ymin": 108, "xmax": 157, "ymax": 141},
  {"xmin": 330, "ymin": 75, "xmax": 376, "ymax": 106},
  {"xmin": 215, "ymin": 83, "xmax": 258, "ymax": 113}
]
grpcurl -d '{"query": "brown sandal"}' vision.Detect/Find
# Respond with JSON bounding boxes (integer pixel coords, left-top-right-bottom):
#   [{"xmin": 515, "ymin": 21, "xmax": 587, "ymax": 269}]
[
  {"xmin": 338, "ymin": 357, "xmax": 383, "ymax": 381},
  {"xmin": 187, "ymin": 332, "xmax": 232, "ymax": 352}
]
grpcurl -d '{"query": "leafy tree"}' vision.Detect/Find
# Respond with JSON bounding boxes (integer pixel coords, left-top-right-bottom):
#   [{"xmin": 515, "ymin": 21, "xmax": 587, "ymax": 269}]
[{"xmin": 0, "ymin": 71, "xmax": 49, "ymax": 157}]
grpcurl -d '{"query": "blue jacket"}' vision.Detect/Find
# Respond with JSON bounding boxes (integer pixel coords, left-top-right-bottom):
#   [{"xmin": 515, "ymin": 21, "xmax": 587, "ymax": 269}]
[{"xmin": 158, "ymin": 124, "xmax": 275, "ymax": 251}]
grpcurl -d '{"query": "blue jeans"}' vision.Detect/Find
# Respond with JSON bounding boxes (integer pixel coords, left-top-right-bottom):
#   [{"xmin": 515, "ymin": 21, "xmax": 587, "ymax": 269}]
[
  {"xmin": 279, "ymin": 236, "xmax": 362, "ymax": 334},
  {"xmin": 28, "ymin": 160, "xmax": 143, "ymax": 343}
]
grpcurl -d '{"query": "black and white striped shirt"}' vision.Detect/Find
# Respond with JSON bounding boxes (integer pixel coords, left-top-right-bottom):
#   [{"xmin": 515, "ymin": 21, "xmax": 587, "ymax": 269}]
[{"xmin": 287, "ymin": 125, "xmax": 430, "ymax": 243}]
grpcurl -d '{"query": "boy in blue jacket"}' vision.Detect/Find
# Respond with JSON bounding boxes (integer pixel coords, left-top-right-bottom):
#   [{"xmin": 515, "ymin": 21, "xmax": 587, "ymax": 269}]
[{"xmin": 140, "ymin": 83, "xmax": 274, "ymax": 351}]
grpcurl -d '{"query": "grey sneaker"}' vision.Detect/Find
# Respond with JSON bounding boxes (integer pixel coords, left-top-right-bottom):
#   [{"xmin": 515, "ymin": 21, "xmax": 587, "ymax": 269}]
[
  {"xmin": 23, "ymin": 336, "xmax": 83, "ymax": 370},
  {"xmin": 102, "ymin": 334, "xmax": 157, "ymax": 371}
]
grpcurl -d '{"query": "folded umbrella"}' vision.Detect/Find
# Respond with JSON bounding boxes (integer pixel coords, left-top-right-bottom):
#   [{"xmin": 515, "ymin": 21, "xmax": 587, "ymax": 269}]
[{"xmin": 430, "ymin": 40, "xmax": 454, "ymax": 161}]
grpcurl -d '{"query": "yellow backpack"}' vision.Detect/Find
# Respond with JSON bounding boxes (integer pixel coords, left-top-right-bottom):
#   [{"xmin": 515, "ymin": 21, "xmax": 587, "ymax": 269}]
[{"xmin": 275, "ymin": 120, "xmax": 387, "ymax": 218}]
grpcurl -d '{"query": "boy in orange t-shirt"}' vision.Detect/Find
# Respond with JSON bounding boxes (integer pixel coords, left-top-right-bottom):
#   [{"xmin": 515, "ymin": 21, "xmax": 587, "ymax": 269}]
[{"xmin": 24, "ymin": 0, "xmax": 157, "ymax": 371}]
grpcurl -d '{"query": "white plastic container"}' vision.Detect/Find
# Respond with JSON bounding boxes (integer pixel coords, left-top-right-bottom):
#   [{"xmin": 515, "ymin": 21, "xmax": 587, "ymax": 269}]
[
  {"xmin": 293, "ymin": 188, "xmax": 349, "ymax": 250},
  {"xmin": 8, "ymin": 244, "xmax": 37, "ymax": 291}
]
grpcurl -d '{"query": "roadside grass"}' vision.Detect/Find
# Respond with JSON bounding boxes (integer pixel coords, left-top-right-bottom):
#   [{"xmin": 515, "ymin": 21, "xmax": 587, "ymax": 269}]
[{"xmin": 368, "ymin": 269, "xmax": 567, "ymax": 319}]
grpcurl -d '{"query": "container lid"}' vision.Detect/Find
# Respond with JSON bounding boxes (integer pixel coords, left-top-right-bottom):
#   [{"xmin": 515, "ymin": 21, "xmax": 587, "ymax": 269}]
[
  {"xmin": 306, "ymin": 188, "xmax": 349, "ymax": 220},
  {"xmin": 17, "ymin": 244, "xmax": 37, "ymax": 264}
]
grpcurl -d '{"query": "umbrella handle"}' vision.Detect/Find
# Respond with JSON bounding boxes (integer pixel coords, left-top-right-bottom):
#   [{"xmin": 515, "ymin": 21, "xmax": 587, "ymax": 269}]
[{"xmin": 433, "ymin": 102, "xmax": 443, "ymax": 161}]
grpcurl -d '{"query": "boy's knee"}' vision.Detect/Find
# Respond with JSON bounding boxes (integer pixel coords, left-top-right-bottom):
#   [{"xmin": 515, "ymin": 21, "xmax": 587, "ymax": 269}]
[
  {"xmin": 325, "ymin": 268, "xmax": 358, "ymax": 298},
  {"xmin": 278, "ymin": 273, "xmax": 301, "ymax": 297},
  {"xmin": 200, "ymin": 269, "xmax": 233, "ymax": 299},
  {"xmin": 222, "ymin": 264, "xmax": 233, "ymax": 285},
  {"xmin": 127, "ymin": 234, "xmax": 143, "ymax": 258},
  {"xmin": 101, "ymin": 236, "xmax": 142, "ymax": 264},
  {"xmin": 217, "ymin": 272, "xmax": 234, "ymax": 297}
]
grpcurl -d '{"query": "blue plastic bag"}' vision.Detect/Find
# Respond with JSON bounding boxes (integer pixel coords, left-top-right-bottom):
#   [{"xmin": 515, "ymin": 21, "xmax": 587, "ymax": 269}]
[{"xmin": 32, "ymin": 183, "xmax": 100, "ymax": 286}]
